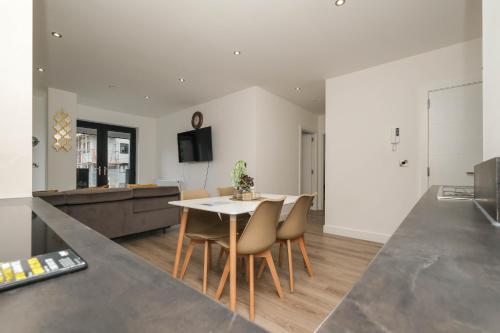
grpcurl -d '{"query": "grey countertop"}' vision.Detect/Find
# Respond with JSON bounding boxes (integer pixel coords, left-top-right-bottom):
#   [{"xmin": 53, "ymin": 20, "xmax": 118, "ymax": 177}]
[
  {"xmin": 5, "ymin": 187, "xmax": 499, "ymax": 333},
  {"xmin": 0, "ymin": 198, "xmax": 264, "ymax": 333},
  {"xmin": 317, "ymin": 186, "xmax": 500, "ymax": 333}
]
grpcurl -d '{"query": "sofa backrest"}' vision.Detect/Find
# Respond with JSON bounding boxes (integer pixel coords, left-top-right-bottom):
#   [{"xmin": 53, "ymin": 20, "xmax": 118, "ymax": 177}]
[
  {"xmin": 65, "ymin": 188, "xmax": 133, "ymax": 205},
  {"xmin": 34, "ymin": 186, "xmax": 180, "ymax": 206},
  {"xmin": 132, "ymin": 186, "xmax": 179, "ymax": 199}
]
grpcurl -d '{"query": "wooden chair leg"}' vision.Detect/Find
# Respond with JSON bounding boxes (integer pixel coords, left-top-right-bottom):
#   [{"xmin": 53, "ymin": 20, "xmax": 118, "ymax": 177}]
[
  {"xmin": 278, "ymin": 241, "xmax": 284, "ymax": 268},
  {"xmin": 179, "ymin": 239, "xmax": 195, "ymax": 280},
  {"xmin": 249, "ymin": 254, "xmax": 255, "ymax": 320},
  {"xmin": 215, "ymin": 257, "xmax": 230, "ymax": 300},
  {"xmin": 256, "ymin": 258, "xmax": 266, "ymax": 279},
  {"xmin": 287, "ymin": 239, "xmax": 294, "ymax": 292},
  {"xmin": 264, "ymin": 250, "xmax": 283, "ymax": 298},
  {"xmin": 298, "ymin": 235, "xmax": 313, "ymax": 277},
  {"xmin": 203, "ymin": 241, "xmax": 209, "ymax": 294}
]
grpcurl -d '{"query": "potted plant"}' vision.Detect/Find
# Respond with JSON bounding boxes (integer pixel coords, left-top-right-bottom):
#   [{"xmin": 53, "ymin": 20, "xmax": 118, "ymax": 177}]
[{"xmin": 230, "ymin": 160, "xmax": 255, "ymax": 201}]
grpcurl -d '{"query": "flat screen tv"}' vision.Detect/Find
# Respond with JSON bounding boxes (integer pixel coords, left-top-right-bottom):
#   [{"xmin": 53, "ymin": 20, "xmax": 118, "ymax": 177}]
[{"xmin": 177, "ymin": 127, "xmax": 213, "ymax": 162}]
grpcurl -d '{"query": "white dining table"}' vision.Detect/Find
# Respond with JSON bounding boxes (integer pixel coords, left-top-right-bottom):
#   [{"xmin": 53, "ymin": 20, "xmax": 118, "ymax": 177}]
[{"xmin": 169, "ymin": 194, "xmax": 298, "ymax": 312}]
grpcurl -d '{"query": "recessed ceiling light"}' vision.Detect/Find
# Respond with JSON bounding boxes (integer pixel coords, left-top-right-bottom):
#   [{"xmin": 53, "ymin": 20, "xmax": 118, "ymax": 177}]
[
  {"xmin": 178, "ymin": 78, "xmax": 186, "ymax": 83},
  {"xmin": 335, "ymin": 0, "xmax": 346, "ymax": 6},
  {"xmin": 295, "ymin": 87, "xmax": 301, "ymax": 91},
  {"xmin": 233, "ymin": 50, "xmax": 241, "ymax": 55},
  {"xmin": 36, "ymin": 67, "xmax": 45, "ymax": 72},
  {"xmin": 144, "ymin": 95, "xmax": 151, "ymax": 100},
  {"xmin": 51, "ymin": 31, "xmax": 63, "ymax": 38}
]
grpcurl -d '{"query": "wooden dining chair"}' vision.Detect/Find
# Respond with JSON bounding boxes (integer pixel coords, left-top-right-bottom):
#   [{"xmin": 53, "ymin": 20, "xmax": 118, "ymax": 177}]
[
  {"xmin": 216, "ymin": 186, "xmax": 251, "ymax": 264},
  {"xmin": 216, "ymin": 186, "xmax": 235, "ymax": 196},
  {"xmin": 258, "ymin": 194, "xmax": 315, "ymax": 292},
  {"xmin": 214, "ymin": 198, "xmax": 285, "ymax": 321},
  {"xmin": 179, "ymin": 189, "xmax": 228, "ymax": 294}
]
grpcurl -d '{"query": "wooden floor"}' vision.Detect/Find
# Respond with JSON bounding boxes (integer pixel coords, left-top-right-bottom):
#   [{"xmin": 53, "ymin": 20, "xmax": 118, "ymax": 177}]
[{"xmin": 116, "ymin": 211, "xmax": 381, "ymax": 333}]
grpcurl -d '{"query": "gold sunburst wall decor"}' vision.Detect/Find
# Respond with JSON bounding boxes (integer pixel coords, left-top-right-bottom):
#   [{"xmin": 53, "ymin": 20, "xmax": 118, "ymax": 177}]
[{"xmin": 52, "ymin": 109, "xmax": 72, "ymax": 152}]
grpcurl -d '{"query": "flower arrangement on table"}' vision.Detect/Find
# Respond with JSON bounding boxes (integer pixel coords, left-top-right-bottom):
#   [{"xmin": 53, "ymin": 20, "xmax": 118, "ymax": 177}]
[{"xmin": 230, "ymin": 160, "xmax": 259, "ymax": 200}]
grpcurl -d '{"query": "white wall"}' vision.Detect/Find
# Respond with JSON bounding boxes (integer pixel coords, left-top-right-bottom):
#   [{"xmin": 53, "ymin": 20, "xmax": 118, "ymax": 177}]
[
  {"xmin": 483, "ymin": 0, "xmax": 500, "ymax": 159},
  {"xmin": 324, "ymin": 39, "xmax": 482, "ymax": 243},
  {"xmin": 33, "ymin": 91, "xmax": 48, "ymax": 191},
  {"xmin": 157, "ymin": 87, "xmax": 319, "ymax": 197},
  {"xmin": 78, "ymin": 104, "xmax": 158, "ymax": 184},
  {"xmin": 157, "ymin": 88, "xmax": 257, "ymax": 195},
  {"xmin": 47, "ymin": 88, "xmax": 77, "ymax": 191},
  {"xmin": 0, "ymin": 1, "xmax": 32, "ymax": 198},
  {"xmin": 255, "ymin": 87, "xmax": 318, "ymax": 196}
]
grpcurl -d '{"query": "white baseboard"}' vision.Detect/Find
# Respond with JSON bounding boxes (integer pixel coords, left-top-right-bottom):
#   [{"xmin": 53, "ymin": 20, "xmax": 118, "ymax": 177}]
[{"xmin": 323, "ymin": 225, "xmax": 390, "ymax": 244}]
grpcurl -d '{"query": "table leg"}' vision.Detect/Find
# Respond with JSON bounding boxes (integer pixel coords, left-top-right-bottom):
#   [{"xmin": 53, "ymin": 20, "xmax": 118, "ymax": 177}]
[
  {"xmin": 172, "ymin": 207, "xmax": 189, "ymax": 278},
  {"xmin": 229, "ymin": 214, "xmax": 237, "ymax": 311}
]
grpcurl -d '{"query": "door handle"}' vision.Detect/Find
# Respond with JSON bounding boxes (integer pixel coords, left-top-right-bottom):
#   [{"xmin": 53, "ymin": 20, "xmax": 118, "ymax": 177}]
[
  {"xmin": 104, "ymin": 166, "xmax": 107, "ymax": 176},
  {"xmin": 98, "ymin": 166, "xmax": 102, "ymax": 176},
  {"xmin": 466, "ymin": 171, "xmax": 474, "ymax": 176}
]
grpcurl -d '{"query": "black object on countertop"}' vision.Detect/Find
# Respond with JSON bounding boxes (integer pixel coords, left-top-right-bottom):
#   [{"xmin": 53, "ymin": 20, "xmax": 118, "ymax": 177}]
[{"xmin": 0, "ymin": 209, "xmax": 87, "ymax": 292}]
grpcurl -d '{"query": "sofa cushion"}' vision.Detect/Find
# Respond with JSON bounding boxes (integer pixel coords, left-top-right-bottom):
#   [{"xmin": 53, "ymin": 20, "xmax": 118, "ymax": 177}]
[
  {"xmin": 132, "ymin": 186, "xmax": 179, "ymax": 199},
  {"xmin": 64, "ymin": 188, "xmax": 133, "ymax": 205},
  {"xmin": 133, "ymin": 196, "xmax": 178, "ymax": 213},
  {"xmin": 66, "ymin": 200, "xmax": 131, "ymax": 238},
  {"xmin": 33, "ymin": 191, "xmax": 66, "ymax": 206}
]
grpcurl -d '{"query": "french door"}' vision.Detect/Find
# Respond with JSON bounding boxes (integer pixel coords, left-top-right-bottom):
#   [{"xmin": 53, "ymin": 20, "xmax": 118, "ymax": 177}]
[{"xmin": 76, "ymin": 120, "xmax": 136, "ymax": 188}]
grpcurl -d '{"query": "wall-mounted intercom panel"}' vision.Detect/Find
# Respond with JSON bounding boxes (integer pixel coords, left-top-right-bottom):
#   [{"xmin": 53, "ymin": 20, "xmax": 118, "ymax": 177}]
[{"xmin": 390, "ymin": 127, "xmax": 400, "ymax": 151}]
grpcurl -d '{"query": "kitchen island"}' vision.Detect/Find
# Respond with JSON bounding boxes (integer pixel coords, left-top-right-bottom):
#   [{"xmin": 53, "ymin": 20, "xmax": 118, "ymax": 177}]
[
  {"xmin": 317, "ymin": 186, "xmax": 500, "ymax": 332},
  {"xmin": 0, "ymin": 197, "xmax": 264, "ymax": 333},
  {"xmin": 4, "ymin": 186, "xmax": 499, "ymax": 333}
]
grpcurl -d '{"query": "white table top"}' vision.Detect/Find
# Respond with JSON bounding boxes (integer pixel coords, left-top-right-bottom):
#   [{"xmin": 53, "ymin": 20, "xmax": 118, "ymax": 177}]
[{"xmin": 169, "ymin": 194, "xmax": 299, "ymax": 215}]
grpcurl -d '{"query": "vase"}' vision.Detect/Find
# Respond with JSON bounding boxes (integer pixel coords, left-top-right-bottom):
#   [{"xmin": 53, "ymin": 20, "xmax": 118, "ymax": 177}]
[
  {"xmin": 234, "ymin": 189, "xmax": 253, "ymax": 201},
  {"xmin": 242, "ymin": 191, "xmax": 253, "ymax": 201}
]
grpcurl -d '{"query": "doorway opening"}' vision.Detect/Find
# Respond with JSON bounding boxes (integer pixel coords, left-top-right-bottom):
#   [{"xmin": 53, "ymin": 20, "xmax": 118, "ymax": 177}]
[
  {"xmin": 76, "ymin": 120, "xmax": 136, "ymax": 188},
  {"xmin": 427, "ymin": 81, "xmax": 482, "ymax": 188},
  {"xmin": 299, "ymin": 129, "xmax": 318, "ymax": 209}
]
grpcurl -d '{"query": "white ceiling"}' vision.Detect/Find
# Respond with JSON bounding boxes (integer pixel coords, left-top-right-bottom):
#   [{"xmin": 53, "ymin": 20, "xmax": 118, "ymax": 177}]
[{"xmin": 34, "ymin": 0, "xmax": 481, "ymax": 117}]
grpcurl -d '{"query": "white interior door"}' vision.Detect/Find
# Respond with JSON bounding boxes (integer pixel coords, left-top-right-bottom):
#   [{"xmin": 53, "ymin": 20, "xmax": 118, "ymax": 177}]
[
  {"xmin": 301, "ymin": 132, "xmax": 319, "ymax": 211},
  {"xmin": 428, "ymin": 83, "xmax": 482, "ymax": 187},
  {"xmin": 301, "ymin": 134, "xmax": 314, "ymax": 194}
]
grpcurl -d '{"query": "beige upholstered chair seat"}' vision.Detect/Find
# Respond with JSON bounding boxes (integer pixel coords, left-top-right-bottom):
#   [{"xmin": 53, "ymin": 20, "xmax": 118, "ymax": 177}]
[
  {"xmin": 184, "ymin": 201, "xmax": 229, "ymax": 240},
  {"xmin": 276, "ymin": 195, "xmax": 312, "ymax": 240},
  {"xmin": 220, "ymin": 214, "xmax": 250, "ymax": 232},
  {"xmin": 215, "ymin": 198, "xmax": 285, "ymax": 320},
  {"xmin": 186, "ymin": 222, "xmax": 229, "ymax": 240},
  {"xmin": 178, "ymin": 189, "xmax": 230, "ymax": 295},
  {"xmin": 262, "ymin": 194, "xmax": 315, "ymax": 293},
  {"xmin": 213, "ymin": 237, "xmax": 231, "ymax": 249},
  {"xmin": 216, "ymin": 186, "xmax": 235, "ymax": 196}
]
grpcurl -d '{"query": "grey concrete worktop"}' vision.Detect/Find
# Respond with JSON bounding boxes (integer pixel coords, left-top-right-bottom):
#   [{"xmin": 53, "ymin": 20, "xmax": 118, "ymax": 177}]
[
  {"xmin": 0, "ymin": 198, "xmax": 264, "ymax": 333},
  {"xmin": 317, "ymin": 186, "xmax": 500, "ymax": 333}
]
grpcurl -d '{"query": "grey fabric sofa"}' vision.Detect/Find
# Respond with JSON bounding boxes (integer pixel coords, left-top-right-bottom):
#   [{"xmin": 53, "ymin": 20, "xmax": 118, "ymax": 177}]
[{"xmin": 34, "ymin": 186, "xmax": 180, "ymax": 238}]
